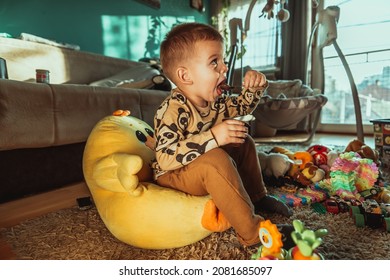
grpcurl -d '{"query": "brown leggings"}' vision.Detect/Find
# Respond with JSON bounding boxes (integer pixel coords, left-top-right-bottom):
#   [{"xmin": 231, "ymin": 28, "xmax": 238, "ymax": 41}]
[{"xmin": 156, "ymin": 136, "xmax": 267, "ymax": 246}]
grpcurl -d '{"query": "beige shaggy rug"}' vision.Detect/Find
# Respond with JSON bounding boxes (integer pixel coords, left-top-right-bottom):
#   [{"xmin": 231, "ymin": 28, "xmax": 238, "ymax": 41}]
[
  {"xmin": 1, "ymin": 203, "xmax": 389, "ymax": 260},
  {"xmin": 1, "ymin": 143, "xmax": 389, "ymax": 260}
]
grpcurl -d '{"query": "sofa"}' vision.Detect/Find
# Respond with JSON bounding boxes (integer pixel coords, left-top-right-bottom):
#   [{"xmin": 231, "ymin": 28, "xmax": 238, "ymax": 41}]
[{"xmin": 0, "ymin": 37, "xmax": 171, "ymax": 208}]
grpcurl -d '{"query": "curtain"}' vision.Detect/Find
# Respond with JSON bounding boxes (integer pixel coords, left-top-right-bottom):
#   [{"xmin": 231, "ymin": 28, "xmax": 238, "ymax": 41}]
[{"xmin": 280, "ymin": 0, "xmax": 310, "ymax": 81}]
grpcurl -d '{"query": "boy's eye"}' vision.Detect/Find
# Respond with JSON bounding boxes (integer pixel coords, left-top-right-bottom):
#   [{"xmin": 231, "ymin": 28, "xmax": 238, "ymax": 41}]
[{"xmin": 211, "ymin": 58, "xmax": 218, "ymax": 66}]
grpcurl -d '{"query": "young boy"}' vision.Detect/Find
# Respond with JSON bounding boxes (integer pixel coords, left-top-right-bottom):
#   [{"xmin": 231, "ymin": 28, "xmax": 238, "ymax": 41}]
[{"xmin": 152, "ymin": 22, "xmax": 292, "ymax": 246}]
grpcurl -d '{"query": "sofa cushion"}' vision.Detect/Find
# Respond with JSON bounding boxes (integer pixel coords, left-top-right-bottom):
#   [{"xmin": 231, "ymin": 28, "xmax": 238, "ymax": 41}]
[{"xmin": 89, "ymin": 64, "xmax": 160, "ymax": 89}]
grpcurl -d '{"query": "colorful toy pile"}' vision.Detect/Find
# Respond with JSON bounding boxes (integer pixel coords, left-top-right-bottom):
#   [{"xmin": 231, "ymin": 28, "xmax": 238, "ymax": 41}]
[
  {"xmin": 259, "ymin": 139, "xmax": 389, "ymax": 207},
  {"xmin": 319, "ymin": 151, "xmax": 379, "ymax": 201},
  {"xmin": 258, "ymin": 138, "xmax": 390, "ymax": 232}
]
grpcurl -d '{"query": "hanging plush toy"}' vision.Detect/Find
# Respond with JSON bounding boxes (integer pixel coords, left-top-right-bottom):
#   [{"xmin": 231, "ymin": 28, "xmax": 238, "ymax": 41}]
[{"xmin": 261, "ymin": 0, "xmax": 290, "ymax": 22}]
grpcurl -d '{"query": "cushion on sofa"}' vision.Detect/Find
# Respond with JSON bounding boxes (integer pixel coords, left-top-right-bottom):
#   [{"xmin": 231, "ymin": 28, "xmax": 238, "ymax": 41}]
[
  {"xmin": 89, "ymin": 64, "xmax": 160, "ymax": 89},
  {"xmin": 0, "ymin": 37, "xmax": 143, "ymax": 84}
]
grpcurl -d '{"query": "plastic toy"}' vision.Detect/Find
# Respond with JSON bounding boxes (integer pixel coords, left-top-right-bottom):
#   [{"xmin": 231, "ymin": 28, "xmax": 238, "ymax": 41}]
[
  {"xmin": 359, "ymin": 185, "xmax": 382, "ymax": 200},
  {"xmin": 251, "ymin": 219, "xmax": 327, "ymax": 260},
  {"xmin": 325, "ymin": 197, "xmax": 345, "ymax": 214},
  {"xmin": 288, "ymin": 220, "xmax": 328, "ymax": 260},
  {"xmin": 324, "ymin": 195, "xmax": 360, "ymax": 214},
  {"xmin": 251, "ymin": 220, "xmax": 287, "ymax": 260},
  {"xmin": 349, "ymin": 199, "xmax": 390, "ymax": 232}
]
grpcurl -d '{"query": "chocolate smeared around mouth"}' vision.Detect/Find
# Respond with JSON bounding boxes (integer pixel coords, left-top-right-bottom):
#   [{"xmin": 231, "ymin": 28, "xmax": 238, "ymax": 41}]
[
  {"xmin": 218, "ymin": 83, "xmax": 241, "ymax": 95},
  {"xmin": 218, "ymin": 84, "xmax": 234, "ymax": 91}
]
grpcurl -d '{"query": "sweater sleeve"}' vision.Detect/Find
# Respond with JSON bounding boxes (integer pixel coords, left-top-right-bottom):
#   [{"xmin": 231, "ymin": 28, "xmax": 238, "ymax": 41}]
[
  {"xmin": 154, "ymin": 96, "xmax": 218, "ymax": 171},
  {"xmin": 225, "ymin": 80, "xmax": 269, "ymax": 118}
]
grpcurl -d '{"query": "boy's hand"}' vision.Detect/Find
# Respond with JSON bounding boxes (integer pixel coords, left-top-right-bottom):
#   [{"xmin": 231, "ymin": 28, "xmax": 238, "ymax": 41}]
[
  {"xmin": 242, "ymin": 70, "xmax": 267, "ymax": 90},
  {"xmin": 210, "ymin": 119, "xmax": 248, "ymax": 146}
]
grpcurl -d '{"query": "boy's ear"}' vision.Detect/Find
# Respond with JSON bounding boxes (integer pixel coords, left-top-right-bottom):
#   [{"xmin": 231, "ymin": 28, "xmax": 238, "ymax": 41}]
[{"xmin": 176, "ymin": 67, "xmax": 193, "ymax": 85}]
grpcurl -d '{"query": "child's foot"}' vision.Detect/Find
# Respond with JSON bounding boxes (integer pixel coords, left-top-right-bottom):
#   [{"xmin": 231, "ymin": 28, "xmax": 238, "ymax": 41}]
[
  {"xmin": 276, "ymin": 224, "xmax": 295, "ymax": 250},
  {"xmin": 254, "ymin": 195, "xmax": 293, "ymax": 217}
]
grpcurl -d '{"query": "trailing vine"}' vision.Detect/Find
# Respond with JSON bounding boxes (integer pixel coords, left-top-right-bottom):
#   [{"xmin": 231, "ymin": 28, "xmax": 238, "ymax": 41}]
[
  {"xmin": 211, "ymin": 0, "xmax": 246, "ymax": 61},
  {"xmin": 144, "ymin": 16, "xmax": 167, "ymax": 58}
]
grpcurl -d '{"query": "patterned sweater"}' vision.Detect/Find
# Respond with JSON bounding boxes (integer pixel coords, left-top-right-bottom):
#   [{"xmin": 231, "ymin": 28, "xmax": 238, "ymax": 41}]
[{"xmin": 152, "ymin": 83, "xmax": 268, "ymax": 179}]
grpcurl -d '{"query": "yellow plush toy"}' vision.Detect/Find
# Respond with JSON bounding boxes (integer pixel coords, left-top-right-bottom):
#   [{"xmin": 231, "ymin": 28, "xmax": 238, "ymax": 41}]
[{"xmin": 83, "ymin": 110, "xmax": 230, "ymax": 249}]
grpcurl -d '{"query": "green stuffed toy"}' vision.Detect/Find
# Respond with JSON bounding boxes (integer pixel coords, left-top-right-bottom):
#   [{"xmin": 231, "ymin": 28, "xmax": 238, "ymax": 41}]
[{"xmin": 83, "ymin": 110, "xmax": 230, "ymax": 249}]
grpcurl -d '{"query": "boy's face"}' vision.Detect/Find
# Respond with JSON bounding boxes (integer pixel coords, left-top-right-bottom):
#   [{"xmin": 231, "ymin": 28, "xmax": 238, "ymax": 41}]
[{"xmin": 184, "ymin": 40, "xmax": 228, "ymax": 107}]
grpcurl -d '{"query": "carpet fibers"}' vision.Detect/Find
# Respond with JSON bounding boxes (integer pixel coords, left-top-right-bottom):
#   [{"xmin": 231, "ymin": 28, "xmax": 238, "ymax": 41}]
[{"xmin": 1, "ymin": 198, "xmax": 390, "ymax": 260}]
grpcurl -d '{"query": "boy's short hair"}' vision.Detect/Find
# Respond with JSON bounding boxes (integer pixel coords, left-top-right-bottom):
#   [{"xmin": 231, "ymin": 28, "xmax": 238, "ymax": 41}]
[{"xmin": 160, "ymin": 22, "xmax": 224, "ymax": 82}]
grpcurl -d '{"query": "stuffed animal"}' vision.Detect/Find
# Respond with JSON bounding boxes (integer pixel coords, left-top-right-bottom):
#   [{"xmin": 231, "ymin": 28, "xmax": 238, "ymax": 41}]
[
  {"xmin": 322, "ymin": 150, "xmax": 339, "ymax": 177},
  {"xmin": 270, "ymin": 146, "xmax": 313, "ymax": 178},
  {"xmin": 307, "ymin": 144, "xmax": 330, "ymax": 167},
  {"xmin": 293, "ymin": 162, "xmax": 325, "ymax": 187},
  {"xmin": 300, "ymin": 162, "xmax": 325, "ymax": 184},
  {"xmin": 344, "ymin": 139, "xmax": 379, "ymax": 164},
  {"xmin": 257, "ymin": 151, "xmax": 294, "ymax": 178},
  {"xmin": 82, "ymin": 111, "xmax": 230, "ymax": 249}
]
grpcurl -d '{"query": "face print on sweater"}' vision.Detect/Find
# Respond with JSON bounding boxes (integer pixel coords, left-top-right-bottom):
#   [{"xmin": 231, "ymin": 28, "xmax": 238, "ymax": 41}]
[
  {"xmin": 154, "ymin": 92, "xmax": 218, "ymax": 167},
  {"xmin": 155, "ymin": 122, "xmax": 180, "ymax": 155},
  {"xmin": 176, "ymin": 141, "xmax": 210, "ymax": 165}
]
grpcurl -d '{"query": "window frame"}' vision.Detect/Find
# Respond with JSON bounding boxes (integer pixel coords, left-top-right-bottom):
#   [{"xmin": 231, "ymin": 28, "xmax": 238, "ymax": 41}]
[{"xmin": 311, "ymin": 0, "xmax": 389, "ymax": 136}]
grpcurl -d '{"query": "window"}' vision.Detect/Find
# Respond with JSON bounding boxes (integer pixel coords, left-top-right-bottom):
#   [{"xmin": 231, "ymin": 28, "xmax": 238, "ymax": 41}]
[
  {"xmin": 101, "ymin": 15, "xmax": 195, "ymax": 61},
  {"xmin": 318, "ymin": 0, "xmax": 390, "ymax": 134},
  {"xmin": 213, "ymin": 0, "xmax": 282, "ymax": 73}
]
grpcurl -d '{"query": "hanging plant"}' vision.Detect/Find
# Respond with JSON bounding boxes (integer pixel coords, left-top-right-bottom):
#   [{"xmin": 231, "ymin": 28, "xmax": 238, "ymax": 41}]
[
  {"xmin": 144, "ymin": 16, "xmax": 167, "ymax": 58},
  {"xmin": 211, "ymin": 0, "xmax": 231, "ymax": 59}
]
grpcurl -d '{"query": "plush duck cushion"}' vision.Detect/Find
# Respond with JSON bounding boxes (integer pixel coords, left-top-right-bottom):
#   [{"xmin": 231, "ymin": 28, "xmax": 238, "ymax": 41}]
[{"xmin": 82, "ymin": 114, "xmax": 230, "ymax": 249}]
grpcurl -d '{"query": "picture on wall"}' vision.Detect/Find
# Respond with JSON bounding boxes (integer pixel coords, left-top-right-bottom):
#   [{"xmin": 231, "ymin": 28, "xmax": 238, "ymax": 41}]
[{"xmin": 137, "ymin": 0, "xmax": 161, "ymax": 9}]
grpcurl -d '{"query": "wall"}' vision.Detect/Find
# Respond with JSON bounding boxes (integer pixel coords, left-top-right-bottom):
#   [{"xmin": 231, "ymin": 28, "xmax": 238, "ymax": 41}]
[{"xmin": 0, "ymin": 0, "xmax": 210, "ymax": 57}]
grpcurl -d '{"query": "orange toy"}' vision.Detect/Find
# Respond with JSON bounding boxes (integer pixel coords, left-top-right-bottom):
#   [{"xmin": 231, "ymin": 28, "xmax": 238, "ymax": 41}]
[
  {"xmin": 251, "ymin": 220, "xmax": 286, "ymax": 260},
  {"xmin": 271, "ymin": 147, "xmax": 314, "ymax": 178}
]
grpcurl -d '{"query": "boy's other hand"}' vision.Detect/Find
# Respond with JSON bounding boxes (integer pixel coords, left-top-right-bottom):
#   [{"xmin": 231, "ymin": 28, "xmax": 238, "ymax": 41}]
[
  {"xmin": 211, "ymin": 119, "xmax": 248, "ymax": 146},
  {"xmin": 242, "ymin": 70, "xmax": 267, "ymax": 89}
]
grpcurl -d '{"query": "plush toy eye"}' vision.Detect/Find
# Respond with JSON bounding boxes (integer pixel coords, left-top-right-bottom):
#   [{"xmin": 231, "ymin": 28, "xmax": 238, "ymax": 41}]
[
  {"xmin": 145, "ymin": 128, "xmax": 154, "ymax": 137},
  {"xmin": 136, "ymin": 130, "xmax": 147, "ymax": 143}
]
